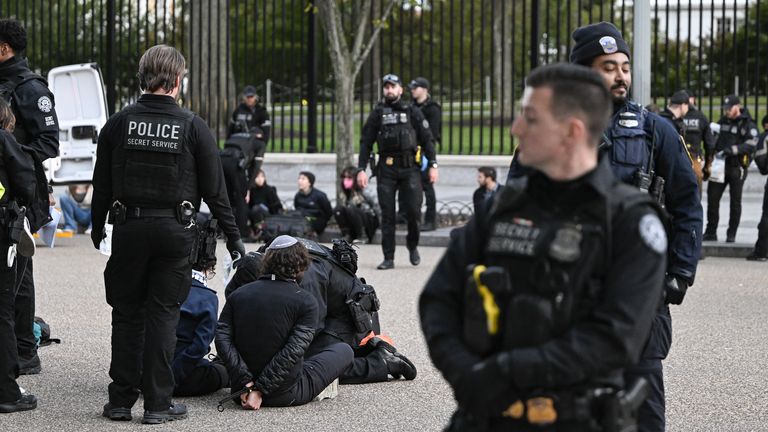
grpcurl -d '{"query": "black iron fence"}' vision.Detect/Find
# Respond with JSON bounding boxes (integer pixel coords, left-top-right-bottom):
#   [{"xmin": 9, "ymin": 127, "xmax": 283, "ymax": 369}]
[{"xmin": 1, "ymin": 0, "xmax": 766, "ymax": 154}]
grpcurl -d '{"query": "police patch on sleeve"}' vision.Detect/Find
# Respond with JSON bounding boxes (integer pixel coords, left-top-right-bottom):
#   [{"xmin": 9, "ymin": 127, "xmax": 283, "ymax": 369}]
[
  {"xmin": 422, "ymin": 119, "xmax": 430, "ymax": 129},
  {"xmin": 638, "ymin": 214, "xmax": 667, "ymax": 254},
  {"xmin": 37, "ymin": 96, "xmax": 52, "ymax": 113},
  {"xmin": 751, "ymin": 128, "xmax": 759, "ymax": 137}
]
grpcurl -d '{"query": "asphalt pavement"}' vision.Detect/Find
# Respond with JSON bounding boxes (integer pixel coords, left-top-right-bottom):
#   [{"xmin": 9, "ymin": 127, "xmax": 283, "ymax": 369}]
[{"xmin": 1, "ymin": 236, "xmax": 767, "ymax": 431}]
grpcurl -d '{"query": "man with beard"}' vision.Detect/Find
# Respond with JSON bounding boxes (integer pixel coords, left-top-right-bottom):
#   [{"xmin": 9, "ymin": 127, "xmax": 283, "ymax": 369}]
[
  {"xmin": 357, "ymin": 74, "xmax": 438, "ymax": 270},
  {"xmin": 569, "ymin": 22, "xmax": 702, "ymax": 431}
]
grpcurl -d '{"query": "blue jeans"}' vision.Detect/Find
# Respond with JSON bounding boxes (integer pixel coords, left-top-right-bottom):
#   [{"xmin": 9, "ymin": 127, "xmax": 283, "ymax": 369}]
[{"xmin": 59, "ymin": 195, "xmax": 91, "ymax": 231}]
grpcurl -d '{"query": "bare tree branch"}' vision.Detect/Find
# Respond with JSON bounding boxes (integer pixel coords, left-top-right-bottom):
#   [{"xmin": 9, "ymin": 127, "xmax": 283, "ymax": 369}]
[
  {"xmin": 353, "ymin": 0, "xmax": 398, "ymax": 76},
  {"xmin": 350, "ymin": 1, "xmax": 374, "ymax": 61}
]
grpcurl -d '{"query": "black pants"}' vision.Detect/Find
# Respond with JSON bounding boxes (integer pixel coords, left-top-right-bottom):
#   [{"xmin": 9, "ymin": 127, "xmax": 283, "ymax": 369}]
[
  {"xmin": 705, "ymin": 164, "xmax": 747, "ymax": 238},
  {"xmin": 421, "ymin": 169, "xmax": 436, "ymax": 225},
  {"xmin": 105, "ymin": 217, "xmax": 195, "ymax": 411},
  {"xmin": 306, "ymin": 332, "xmax": 388, "ymax": 384},
  {"xmin": 624, "ymin": 305, "xmax": 672, "ymax": 432},
  {"xmin": 0, "ymin": 238, "xmax": 21, "ymax": 403},
  {"xmin": 262, "ymin": 343, "xmax": 353, "ymax": 407},
  {"xmin": 221, "ymin": 155, "xmax": 250, "ymax": 238},
  {"xmin": 378, "ymin": 164, "xmax": 422, "ymax": 260},
  {"xmin": 334, "ymin": 206, "xmax": 379, "ymax": 243},
  {"xmin": 753, "ymin": 181, "xmax": 768, "ymax": 256},
  {"xmin": 173, "ymin": 361, "xmax": 227, "ymax": 397},
  {"xmin": 13, "ymin": 255, "xmax": 37, "ymax": 370}
]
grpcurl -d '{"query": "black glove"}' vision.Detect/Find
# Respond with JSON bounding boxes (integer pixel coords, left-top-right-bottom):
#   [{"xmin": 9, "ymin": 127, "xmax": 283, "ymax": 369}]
[
  {"xmin": 702, "ymin": 165, "xmax": 710, "ymax": 181},
  {"xmin": 665, "ymin": 275, "xmax": 688, "ymax": 305},
  {"xmin": 226, "ymin": 238, "xmax": 246, "ymax": 259},
  {"xmin": 453, "ymin": 354, "xmax": 513, "ymax": 417},
  {"xmin": 90, "ymin": 228, "xmax": 105, "ymax": 250}
]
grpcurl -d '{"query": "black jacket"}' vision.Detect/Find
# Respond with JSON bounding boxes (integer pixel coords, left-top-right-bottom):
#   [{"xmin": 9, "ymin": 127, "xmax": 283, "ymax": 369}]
[
  {"xmin": 414, "ymin": 97, "xmax": 442, "ymax": 144},
  {"xmin": 173, "ymin": 272, "xmax": 218, "ymax": 386},
  {"xmin": 294, "ymin": 187, "xmax": 332, "ymax": 232},
  {"xmin": 91, "ymin": 94, "xmax": 239, "ymax": 241},
  {"xmin": 471, "ymin": 184, "xmax": 499, "ymax": 216},
  {"xmin": 683, "ymin": 106, "xmax": 715, "ymax": 160},
  {"xmin": 248, "ymin": 183, "xmax": 282, "ymax": 214},
  {"xmin": 228, "ymin": 102, "xmax": 271, "ymax": 141},
  {"xmin": 715, "ymin": 109, "xmax": 758, "ymax": 168},
  {"xmin": 0, "ymin": 57, "xmax": 59, "ymax": 161},
  {"xmin": 358, "ymin": 99, "xmax": 436, "ymax": 170},
  {"xmin": 659, "ymin": 108, "xmax": 685, "ymax": 136},
  {"xmin": 215, "ymin": 277, "xmax": 318, "ymax": 395},
  {"xmin": 420, "ymin": 159, "xmax": 665, "ymax": 420},
  {"xmin": 0, "ymin": 129, "xmax": 36, "ymax": 206}
]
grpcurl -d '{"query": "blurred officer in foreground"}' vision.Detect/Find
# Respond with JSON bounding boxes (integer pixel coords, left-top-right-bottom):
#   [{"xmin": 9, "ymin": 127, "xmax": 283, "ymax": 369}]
[
  {"xmin": 357, "ymin": 74, "xmax": 438, "ymax": 270},
  {"xmin": 703, "ymin": 95, "xmax": 757, "ymax": 243},
  {"xmin": 569, "ymin": 22, "xmax": 702, "ymax": 431},
  {"xmin": 0, "ymin": 98, "xmax": 38, "ymax": 413},
  {"xmin": 421, "ymin": 62, "xmax": 666, "ymax": 431},
  {"xmin": 0, "ymin": 18, "xmax": 59, "ymax": 376},
  {"xmin": 91, "ymin": 45, "xmax": 244, "ymax": 424}
]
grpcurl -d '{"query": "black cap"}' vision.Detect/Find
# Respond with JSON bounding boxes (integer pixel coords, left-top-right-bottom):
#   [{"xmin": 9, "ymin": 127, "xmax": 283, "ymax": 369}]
[
  {"xmin": 570, "ymin": 22, "xmax": 631, "ymax": 66},
  {"xmin": 299, "ymin": 171, "xmax": 316, "ymax": 186},
  {"xmin": 723, "ymin": 94, "xmax": 740, "ymax": 109},
  {"xmin": 409, "ymin": 77, "xmax": 430, "ymax": 90},
  {"xmin": 243, "ymin": 85, "xmax": 257, "ymax": 96},
  {"xmin": 382, "ymin": 73, "xmax": 402, "ymax": 86},
  {"xmin": 670, "ymin": 90, "xmax": 690, "ymax": 105}
]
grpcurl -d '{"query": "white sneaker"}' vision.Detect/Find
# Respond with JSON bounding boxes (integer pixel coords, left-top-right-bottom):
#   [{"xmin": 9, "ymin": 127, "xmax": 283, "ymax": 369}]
[
  {"xmin": 313, "ymin": 378, "xmax": 339, "ymax": 401},
  {"xmin": 17, "ymin": 217, "xmax": 35, "ymax": 257}
]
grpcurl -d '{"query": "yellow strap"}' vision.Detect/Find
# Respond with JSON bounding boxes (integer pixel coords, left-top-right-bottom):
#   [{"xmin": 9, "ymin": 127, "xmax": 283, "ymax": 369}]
[
  {"xmin": 0, "ymin": 180, "xmax": 5, "ymax": 200},
  {"xmin": 473, "ymin": 265, "xmax": 500, "ymax": 335}
]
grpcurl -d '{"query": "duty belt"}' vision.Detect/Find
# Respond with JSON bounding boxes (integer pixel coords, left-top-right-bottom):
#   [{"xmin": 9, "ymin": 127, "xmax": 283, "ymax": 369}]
[
  {"xmin": 379, "ymin": 152, "xmax": 416, "ymax": 168},
  {"xmin": 125, "ymin": 207, "xmax": 177, "ymax": 218}
]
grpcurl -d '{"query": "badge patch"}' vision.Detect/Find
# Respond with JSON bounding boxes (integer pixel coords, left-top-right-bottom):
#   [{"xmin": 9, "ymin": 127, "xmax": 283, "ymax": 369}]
[
  {"xmin": 599, "ymin": 36, "xmax": 618, "ymax": 54},
  {"xmin": 422, "ymin": 119, "xmax": 429, "ymax": 129},
  {"xmin": 638, "ymin": 214, "xmax": 667, "ymax": 254},
  {"xmin": 751, "ymin": 128, "xmax": 758, "ymax": 137},
  {"xmin": 618, "ymin": 119, "xmax": 639, "ymax": 128},
  {"xmin": 37, "ymin": 96, "xmax": 52, "ymax": 113},
  {"xmin": 549, "ymin": 224, "xmax": 582, "ymax": 262}
]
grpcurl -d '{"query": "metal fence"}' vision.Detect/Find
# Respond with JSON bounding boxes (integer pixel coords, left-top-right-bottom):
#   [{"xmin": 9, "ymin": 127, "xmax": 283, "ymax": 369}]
[{"xmin": 0, "ymin": 0, "xmax": 765, "ymax": 154}]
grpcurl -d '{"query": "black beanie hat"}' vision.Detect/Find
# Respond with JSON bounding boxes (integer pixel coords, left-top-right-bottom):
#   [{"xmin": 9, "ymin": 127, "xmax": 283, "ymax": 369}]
[
  {"xmin": 570, "ymin": 22, "xmax": 631, "ymax": 66},
  {"xmin": 299, "ymin": 171, "xmax": 316, "ymax": 187}
]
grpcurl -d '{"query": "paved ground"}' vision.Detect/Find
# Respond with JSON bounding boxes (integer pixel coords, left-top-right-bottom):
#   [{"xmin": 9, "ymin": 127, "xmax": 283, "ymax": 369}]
[{"xmin": 2, "ymin": 236, "xmax": 768, "ymax": 431}]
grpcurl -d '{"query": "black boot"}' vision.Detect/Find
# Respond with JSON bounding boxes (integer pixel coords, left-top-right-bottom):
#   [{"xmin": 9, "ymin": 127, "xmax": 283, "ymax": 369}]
[
  {"xmin": 0, "ymin": 394, "xmax": 37, "ymax": 413},
  {"xmin": 142, "ymin": 403, "xmax": 188, "ymax": 424}
]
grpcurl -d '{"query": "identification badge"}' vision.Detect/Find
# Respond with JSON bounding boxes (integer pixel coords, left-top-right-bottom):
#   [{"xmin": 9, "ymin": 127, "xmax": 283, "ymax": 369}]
[
  {"xmin": 549, "ymin": 224, "xmax": 582, "ymax": 262},
  {"xmin": 385, "ymin": 157, "xmax": 394, "ymax": 166}
]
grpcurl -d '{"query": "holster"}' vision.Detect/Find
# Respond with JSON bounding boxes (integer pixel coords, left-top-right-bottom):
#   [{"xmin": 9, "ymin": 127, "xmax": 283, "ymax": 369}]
[
  {"xmin": 3, "ymin": 202, "xmax": 24, "ymax": 244},
  {"xmin": 191, "ymin": 218, "xmax": 218, "ymax": 268},
  {"xmin": 175, "ymin": 201, "xmax": 196, "ymax": 225},
  {"xmin": 596, "ymin": 378, "xmax": 649, "ymax": 432},
  {"xmin": 462, "ymin": 265, "xmax": 511, "ymax": 356},
  {"xmin": 108, "ymin": 201, "xmax": 127, "ymax": 225}
]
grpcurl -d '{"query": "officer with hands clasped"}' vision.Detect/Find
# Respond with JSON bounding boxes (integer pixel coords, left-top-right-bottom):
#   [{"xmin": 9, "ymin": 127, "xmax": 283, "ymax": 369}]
[
  {"xmin": 420, "ymin": 63, "xmax": 667, "ymax": 431},
  {"xmin": 90, "ymin": 45, "xmax": 245, "ymax": 424},
  {"xmin": 357, "ymin": 74, "xmax": 438, "ymax": 270}
]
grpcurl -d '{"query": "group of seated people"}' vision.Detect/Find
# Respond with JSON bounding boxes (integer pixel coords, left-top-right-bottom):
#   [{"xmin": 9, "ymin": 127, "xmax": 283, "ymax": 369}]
[
  {"xmin": 245, "ymin": 168, "xmax": 380, "ymax": 244},
  {"xmin": 172, "ymin": 235, "xmax": 417, "ymax": 408}
]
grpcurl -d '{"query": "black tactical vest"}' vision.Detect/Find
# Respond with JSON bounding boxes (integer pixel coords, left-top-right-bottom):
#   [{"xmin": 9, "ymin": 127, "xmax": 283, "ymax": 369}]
[
  {"xmin": 377, "ymin": 105, "xmax": 417, "ymax": 154},
  {"xmin": 113, "ymin": 105, "xmax": 197, "ymax": 208}
]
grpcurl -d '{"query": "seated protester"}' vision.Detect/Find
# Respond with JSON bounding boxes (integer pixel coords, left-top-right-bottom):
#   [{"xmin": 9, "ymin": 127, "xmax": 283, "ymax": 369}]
[
  {"xmin": 472, "ymin": 166, "xmax": 500, "ymax": 215},
  {"xmin": 225, "ymin": 239, "xmax": 417, "ymax": 384},
  {"xmin": 172, "ymin": 265, "xmax": 228, "ymax": 397},
  {"xmin": 247, "ymin": 170, "xmax": 283, "ymax": 234},
  {"xmin": 293, "ymin": 171, "xmax": 332, "ymax": 235},
  {"xmin": 58, "ymin": 183, "xmax": 93, "ymax": 233},
  {"xmin": 216, "ymin": 236, "xmax": 353, "ymax": 409},
  {"xmin": 333, "ymin": 166, "xmax": 380, "ymax": 243}
]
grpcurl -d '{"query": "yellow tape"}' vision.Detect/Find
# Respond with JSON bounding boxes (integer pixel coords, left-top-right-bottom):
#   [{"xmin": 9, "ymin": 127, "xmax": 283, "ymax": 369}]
[{"xmin": 473, "ymin": 265, "xmax": 500, "ymax": 335}]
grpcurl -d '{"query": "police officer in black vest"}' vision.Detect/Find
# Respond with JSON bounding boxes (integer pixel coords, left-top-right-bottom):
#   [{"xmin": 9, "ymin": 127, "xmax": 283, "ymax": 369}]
[
  {"xmin": 683, "ymin": 91, "xmax": 716, "ymax": 191},
  {"xmin": 357, "ymin": 74, "xmax": 438, "ymax": 270},
  {"xmin": 421, "ymin": 63, "xmax": 666, "ymax": 431},
  {"xmin": 91, "ymin": 45, "xmax": 245, "ymax": 424},
  {"xmin": 0, "ymin": 19, "xmax": 59, "ymax": 376}
]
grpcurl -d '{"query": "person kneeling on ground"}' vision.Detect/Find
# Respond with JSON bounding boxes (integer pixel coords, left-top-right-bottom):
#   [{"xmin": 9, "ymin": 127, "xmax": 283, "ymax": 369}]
[
  {"xmin": 216, "ymin": 236, "xmax": 353, "ymax": 409},
  {"xmin": 334, "ymin": 166, "xmax": 380, "ymax": 243},
  {"xmin": 225, "ymin": 238, "xmax": 416, "ymax": 384},
  {"xmin": 172, "ymin": 264, "xmax": 228, "ymax": 397}
]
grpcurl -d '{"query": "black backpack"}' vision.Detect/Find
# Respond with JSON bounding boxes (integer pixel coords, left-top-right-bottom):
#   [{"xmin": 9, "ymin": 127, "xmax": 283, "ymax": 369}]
[
  {"xmin": 260, "ymin": 211, "xmax": 313, "ymax": 243},
  {"xmin": 0, "ymin": 71, "xmax": 53, "ymax": 232}
]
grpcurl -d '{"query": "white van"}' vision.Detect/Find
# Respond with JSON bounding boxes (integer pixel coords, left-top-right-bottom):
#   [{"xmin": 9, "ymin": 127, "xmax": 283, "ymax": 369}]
[{"xmin": 44, "ymin": 63, "xmax": 108, "ymax": 184}]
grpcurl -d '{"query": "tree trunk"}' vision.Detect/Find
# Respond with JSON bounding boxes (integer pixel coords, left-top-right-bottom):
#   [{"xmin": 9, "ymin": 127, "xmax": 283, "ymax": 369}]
[
  {"xmin": 493, "ymin": 0, "xmax": 514, "ymax": 121},
  {"xmin": 187, "ymin": 0, "xmax": 234, "ymax": 140},
  {"xmin": 335, "ymin": 76, "xmax": 356, "ymax": 194}
]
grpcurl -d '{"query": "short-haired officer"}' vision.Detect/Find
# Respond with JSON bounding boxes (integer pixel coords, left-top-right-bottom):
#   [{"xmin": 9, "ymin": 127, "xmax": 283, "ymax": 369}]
[
  {"xmin": 357, "ymin": 74, "xmax": 438, "ymax": 270},
  {"xmin": 91, "ymin": 45, "xmax": 245, "ymax": 424},
  {"xmin": 409, "ymin": 77, "xmax": 441, "ymax": 231},
  {"xmin": 0, "ymin": 18, "xmax": 59, "ymax": 376},
  {"xmin": 421, "ymin": 62, "xmax": 666, "ymax": 431},
  {"xmin": 227, "ymin": 85, "xmax": 271, "ymax": 140},
  {"xmin": 569, "ymin": 22, "xmax": 703, "ymax": 431}
]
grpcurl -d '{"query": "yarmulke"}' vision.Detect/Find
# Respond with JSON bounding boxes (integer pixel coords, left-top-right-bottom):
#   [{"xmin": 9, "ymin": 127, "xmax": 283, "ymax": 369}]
[{"xmin": 267, "ymin": 235, "xmax": 298, "ymax": 250}]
